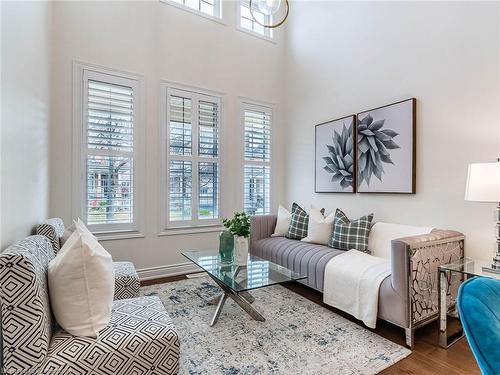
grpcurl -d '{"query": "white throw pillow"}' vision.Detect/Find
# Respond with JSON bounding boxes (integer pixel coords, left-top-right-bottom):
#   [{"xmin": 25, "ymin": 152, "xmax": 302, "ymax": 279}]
[
  {"xmin": 60, "ymin": 218, "xmax": 95, "ymax": 246},
  {"xmin": 368, "ymin": 222, "xmax": 433, "ymax": 259},
  {"xmin": 271, "ymin": 205, "xmax": 292, "ymax": 237},
  {"xmin": 60, "ymin": 222, "xmax": 75, "ymax": 245},
  {"xmin": 301, "ymin": 208, "xmax": 335, "ymax": 245},
  {"xmin": 48, "ymin": 223, "xmax": 114, "ymax": 337}
]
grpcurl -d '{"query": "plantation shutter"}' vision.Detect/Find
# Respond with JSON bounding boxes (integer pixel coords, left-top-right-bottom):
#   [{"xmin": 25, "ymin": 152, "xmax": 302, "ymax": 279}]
[
  {"xmin": 169, "ymin": 95, "xmax": 192, "ymax": 156},
  {"xmin": 85, "ymin": 76, "xmax": 136, "ymax": 227},
  {"xmin": 198, "ymin": 100, "xmax": 218, "ymax": 157},
  {"xmin": 243, "ymin": 105, "xmax": 271, "ymax": 215},
  {"xmin": 198, "ymin": 99, "xmax": 219, "ymax": 220},
  {"xmin": 167, "ymin": 88, "xmax": 220, "ymax": 226}
]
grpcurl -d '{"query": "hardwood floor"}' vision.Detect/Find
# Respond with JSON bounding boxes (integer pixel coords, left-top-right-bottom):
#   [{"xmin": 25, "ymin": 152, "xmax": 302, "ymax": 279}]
[{"xmin": 142, "ymin": 276, "xmax": 480, "ymax": 375}]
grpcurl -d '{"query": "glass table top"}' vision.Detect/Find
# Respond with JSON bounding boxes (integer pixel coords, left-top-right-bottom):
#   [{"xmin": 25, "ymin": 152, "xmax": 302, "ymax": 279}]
[
  {"xmin": 439, "ymin": 257, "xmax": 500, "ymax": 280},
  {"xmin": 182, "ymin": 250, "xmax": 307, "ymax": 292}
]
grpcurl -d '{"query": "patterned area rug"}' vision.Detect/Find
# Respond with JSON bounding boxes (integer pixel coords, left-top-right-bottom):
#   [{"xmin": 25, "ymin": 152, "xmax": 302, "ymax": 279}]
[{"xmin": 141, "ymin": 277, "xmax": 410, "ymax": 375}]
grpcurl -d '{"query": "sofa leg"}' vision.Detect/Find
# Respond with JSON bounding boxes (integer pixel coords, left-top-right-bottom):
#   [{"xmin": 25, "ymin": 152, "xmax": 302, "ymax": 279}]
[{"xmin": 405, "ymin": 327, "xmax": 414, "ymax": 349}]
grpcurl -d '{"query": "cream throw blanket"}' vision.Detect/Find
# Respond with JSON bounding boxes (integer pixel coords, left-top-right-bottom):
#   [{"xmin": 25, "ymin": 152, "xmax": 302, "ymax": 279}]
[{"xmin": 323, "ymin": 250, "xmax": 390, "ymax": 329}]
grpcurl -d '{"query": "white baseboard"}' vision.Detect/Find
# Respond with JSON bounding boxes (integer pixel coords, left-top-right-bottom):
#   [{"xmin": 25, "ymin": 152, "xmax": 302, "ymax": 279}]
[{"xmin": 137, "ymin": 262, "xmax": 200, "ymax": 281}]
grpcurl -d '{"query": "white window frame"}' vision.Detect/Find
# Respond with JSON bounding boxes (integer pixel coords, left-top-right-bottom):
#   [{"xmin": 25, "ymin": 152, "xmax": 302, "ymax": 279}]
[
  {"xmin": 237, "ymin": 0, "xmax": 274, "ymax": 42},
  {"xmin": 72, "ymin": 62, "xmax": 145, "ymax": 240},
  {"xmin": 240, "ymin": 100, "xmax": 273, "ymax": 215},
  {"xmin": 159, "ymin": 0, "xmax": 225, "ymax": 24},
  {"xmin": 160, "ymin": 82, "xmax": 224, "ymax": 233}
]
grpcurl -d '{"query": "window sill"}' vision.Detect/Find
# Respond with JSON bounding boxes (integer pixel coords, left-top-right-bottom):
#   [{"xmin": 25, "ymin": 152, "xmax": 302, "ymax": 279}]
[
  {"xmin": 94, "ymin": 230, "xmax": 145, "ymax": 241},
  {"xmin": 236, "ymin": 26, "xmax": 275, "ymax": 44},
  {"xmin": 159, "ymin": 0, "xmax": 227, "ymax": 26},
  {"xmin": 158, "ymin": 225, "xmax": 224, "ymax": 237}
]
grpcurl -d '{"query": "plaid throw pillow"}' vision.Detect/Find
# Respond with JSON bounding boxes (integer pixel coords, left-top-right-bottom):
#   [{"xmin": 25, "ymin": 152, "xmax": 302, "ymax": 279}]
[
  {"xmin": 286, "ymin": 203, "xmax": 309, "ymax": 240},
  {"xmin": 328, "ymin": 209, "xmax": 374, "ymax": 252},
  {"xmin": 286, "ymin": 203, "xmax": 325, "ymax": 240}
]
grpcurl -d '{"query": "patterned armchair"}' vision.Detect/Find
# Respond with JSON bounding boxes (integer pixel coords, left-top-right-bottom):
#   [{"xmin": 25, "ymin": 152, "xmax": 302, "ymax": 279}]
[
  {"xmin": 0, "ymin": 235, "xmax": 180, "ymax": 375},
  {"xmin": 35, "ymin": 218, "xmax": 140, "ymax": 300}
]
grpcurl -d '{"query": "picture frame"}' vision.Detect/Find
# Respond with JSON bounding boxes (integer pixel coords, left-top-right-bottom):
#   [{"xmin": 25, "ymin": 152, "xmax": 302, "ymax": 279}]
[
  {"xmin": 356, "ymin": 98, "xmax": 416, "ymax": 194},
  {"xmin": 315, "ymin": 115, "xmax": 356, "ymax": 193}
]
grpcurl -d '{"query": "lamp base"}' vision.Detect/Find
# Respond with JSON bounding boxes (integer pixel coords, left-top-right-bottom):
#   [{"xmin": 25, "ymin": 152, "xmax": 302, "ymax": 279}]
[
  {"xmin": 484, "ymin": 203, "xmax": 500, "ymax": 275},
  {"xmin": 483, "ymin": 247, "xmax": 500, "ymax": 274},
  {"xmin": 482, "ymin": 266, "xmax": 500, "ymax": 275}
]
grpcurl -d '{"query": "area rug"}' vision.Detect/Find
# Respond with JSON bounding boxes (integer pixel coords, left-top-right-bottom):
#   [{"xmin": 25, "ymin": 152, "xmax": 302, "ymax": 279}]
[{"xmin": 140, "ymin": 277, "xmax": 411, "ymax": 375}]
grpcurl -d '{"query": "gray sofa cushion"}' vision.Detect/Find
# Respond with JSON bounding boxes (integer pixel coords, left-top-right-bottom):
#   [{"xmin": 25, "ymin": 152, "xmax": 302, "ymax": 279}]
[
  {"xmin": 252, "ymin": 237, "xmax": 344, "ymax": 291},
  {"xmin": 253, "ymin": 236, "xmax": 406, "ymax": 326}
]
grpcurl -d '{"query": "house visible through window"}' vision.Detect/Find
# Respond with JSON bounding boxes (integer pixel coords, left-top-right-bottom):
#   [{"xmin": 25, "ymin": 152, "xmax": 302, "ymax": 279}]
[
  {"xmin": 166, "ymin": 87, "xmax": 221, "ymax": 227},
  {"xmin": 165, "ymin": 0, "xmax": 221, "ymax": 18},
  {"xmin": 239, "ymin": 0, "xmax": 272, "ymax": 38},
  {"xmin": 78, "ymin": 66, "xmax": 143, "ymax": 234},
  {"xmin": 242, "ymin": 102, "xmax": 271, "ymax": 215}
]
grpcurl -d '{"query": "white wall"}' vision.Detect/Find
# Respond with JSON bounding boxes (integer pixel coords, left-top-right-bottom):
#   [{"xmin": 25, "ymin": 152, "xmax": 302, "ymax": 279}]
[
  {"xmin": 11, "ymin": 1, "xmax": 497, "ymax": 270},
  {"xmin": 284, "ymin": 1, "xmax": 500, "ymax": 261},
  {"xmin": 1, "ymin": 1, "xmax": 52, "ymax": 250},
  {"xmin": 50, "ymin": 1, "xmax": 285, "ymax": 276}
]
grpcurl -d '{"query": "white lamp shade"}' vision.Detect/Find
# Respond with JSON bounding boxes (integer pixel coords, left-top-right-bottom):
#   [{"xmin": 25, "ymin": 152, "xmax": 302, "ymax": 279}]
[{"xmin": 465, "ymin": 162, "xmax": 500, "ymax": 202}]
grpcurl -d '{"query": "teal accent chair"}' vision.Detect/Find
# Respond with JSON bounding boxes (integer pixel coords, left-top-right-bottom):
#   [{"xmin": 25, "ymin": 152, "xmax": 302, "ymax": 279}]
[{"xmin": 457, "ymin": 277, "xmax": 500, "ymax": 375}]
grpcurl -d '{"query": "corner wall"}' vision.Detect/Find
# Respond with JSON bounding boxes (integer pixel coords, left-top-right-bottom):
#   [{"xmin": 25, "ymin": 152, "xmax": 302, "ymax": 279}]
[
  {"xmin": 1, "ymin": 1, "xmax": 52, "ymax": 249},
  {"xmin": 284, "ymin": 1, "xmax": 500, "ymax": 260},
  {"xmin": 49, "ymin": 1, "xmax": 285, "ymax": 276}
]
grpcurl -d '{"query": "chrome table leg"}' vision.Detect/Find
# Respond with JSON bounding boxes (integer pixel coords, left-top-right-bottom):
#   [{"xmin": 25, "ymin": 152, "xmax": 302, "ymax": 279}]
[
  {"xmin": 207, "ymin": 275, "xmax": 264, "ymax": 326},
  {"xmin": 227, "ymin": 289, "xmax": 265, "ymax": 322},
  {"xmin": 240, "ymin": 291, "xmax": 255, "ymax": 304},
  {"xmin": 438, "ymin": 268, "xmax": 466, "ymax": 348},
  {"xmin": 210, "ymin": 293, "xmax": 227, "ymax": 326},
  {"xmin": 438, "ymin": 268, "xmax": 448, "ymax": 348},
  {"xmin": 208, "ymin": 293, "xmax": 223, "ymax": 305}
]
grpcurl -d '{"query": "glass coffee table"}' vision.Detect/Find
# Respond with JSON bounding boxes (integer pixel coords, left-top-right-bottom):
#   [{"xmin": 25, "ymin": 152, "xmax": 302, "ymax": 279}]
[{"xmin": 182, "ymin": 250, "xmax": 306, "ymax": 326}]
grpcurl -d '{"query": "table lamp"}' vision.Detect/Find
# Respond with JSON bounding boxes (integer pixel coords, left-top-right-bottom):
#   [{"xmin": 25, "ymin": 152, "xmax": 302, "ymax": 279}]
[{"xmin": 465, "ymin": 159, "xmax": 500, "ymax": 274}]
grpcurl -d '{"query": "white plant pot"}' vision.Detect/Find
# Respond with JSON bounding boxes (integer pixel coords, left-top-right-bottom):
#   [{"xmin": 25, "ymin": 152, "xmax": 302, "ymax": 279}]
[{"xmin": 234, "ymin": 236, "xmax": 249, "ymax": 266}]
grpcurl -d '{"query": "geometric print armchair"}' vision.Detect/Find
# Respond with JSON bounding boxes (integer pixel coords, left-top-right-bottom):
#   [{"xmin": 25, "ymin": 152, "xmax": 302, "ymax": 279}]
[
  {"xmin": 35, "ymin": 218, "xmax": 140, "ymax": 300},
  {"xmin": 0, "ymin": 235, "xmax": 180, "ymax": 375}
]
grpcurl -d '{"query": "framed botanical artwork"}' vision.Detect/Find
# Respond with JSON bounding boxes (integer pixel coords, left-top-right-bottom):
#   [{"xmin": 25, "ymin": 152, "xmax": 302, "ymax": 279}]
[
  {"xmin": 356, "ymin": 98, "xmax": 416, "ymax": 194},
  {"xmin": 315, "ymin": 115, "xmax": 356, "ymax": 193}
]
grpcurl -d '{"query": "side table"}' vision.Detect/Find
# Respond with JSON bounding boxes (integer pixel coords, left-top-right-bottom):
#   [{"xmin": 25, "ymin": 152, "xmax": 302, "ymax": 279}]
[{"xmin": 438, "ymin": 257, "xmax": 500, "ymax": 348}]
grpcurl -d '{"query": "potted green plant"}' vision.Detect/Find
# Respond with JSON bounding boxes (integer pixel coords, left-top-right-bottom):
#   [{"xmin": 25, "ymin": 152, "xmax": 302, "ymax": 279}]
[{"xmin": 223, "ymin": 212, "xmax": 251, "ymax": 266}]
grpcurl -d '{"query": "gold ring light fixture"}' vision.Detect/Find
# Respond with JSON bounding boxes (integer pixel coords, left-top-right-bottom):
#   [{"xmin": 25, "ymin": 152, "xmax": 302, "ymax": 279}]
[{"xmin": 249, "ymin": 0, "xmax": 290, "ymax": 29}]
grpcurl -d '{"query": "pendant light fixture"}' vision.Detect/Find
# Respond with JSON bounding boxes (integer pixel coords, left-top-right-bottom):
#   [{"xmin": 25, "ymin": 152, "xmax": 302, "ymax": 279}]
[{"xmin": 249, "ymin": 0, "xmax": 290, "ymax": 29}]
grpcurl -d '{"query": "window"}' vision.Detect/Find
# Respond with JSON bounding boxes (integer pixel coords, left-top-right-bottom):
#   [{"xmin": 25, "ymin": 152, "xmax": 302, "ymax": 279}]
[
  {"xmin": 165, "ymin": 87, "xmax": 221, "ymax": 228},
  {"xmin": 242, "ymin": 102, "xmax": 271, "ymax": 215},
  {"xmin": 74, "ymin": 64, "xmax": 144, "ymax": 236},
  {"xmin": 163, "ymin": 0, "xmax": 222, "ymax": 19},
  {"xmin": 239, "ymin": 0, "xmax": 272, "ymax": 38}
]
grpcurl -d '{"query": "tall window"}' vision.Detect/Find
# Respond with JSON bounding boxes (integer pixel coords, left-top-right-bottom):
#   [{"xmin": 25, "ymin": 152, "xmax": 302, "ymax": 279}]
[
  {"xmin": 166, "ymin": 87, "xmax": 221, "ymax": 227},
  {"xmin": 163, "ymin": 0, "xmax": 222, "ymax": 18},
  {"xmin": 242, "ymin": 102, "xmax": 271, "ymax": 215},
  {"xmin": 77, "ymin": 66, "xmax": 143, "ymax": 234},
  {"xmin": 239, "ymin": 0, "xmax": 272, "ymax": 38}
]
